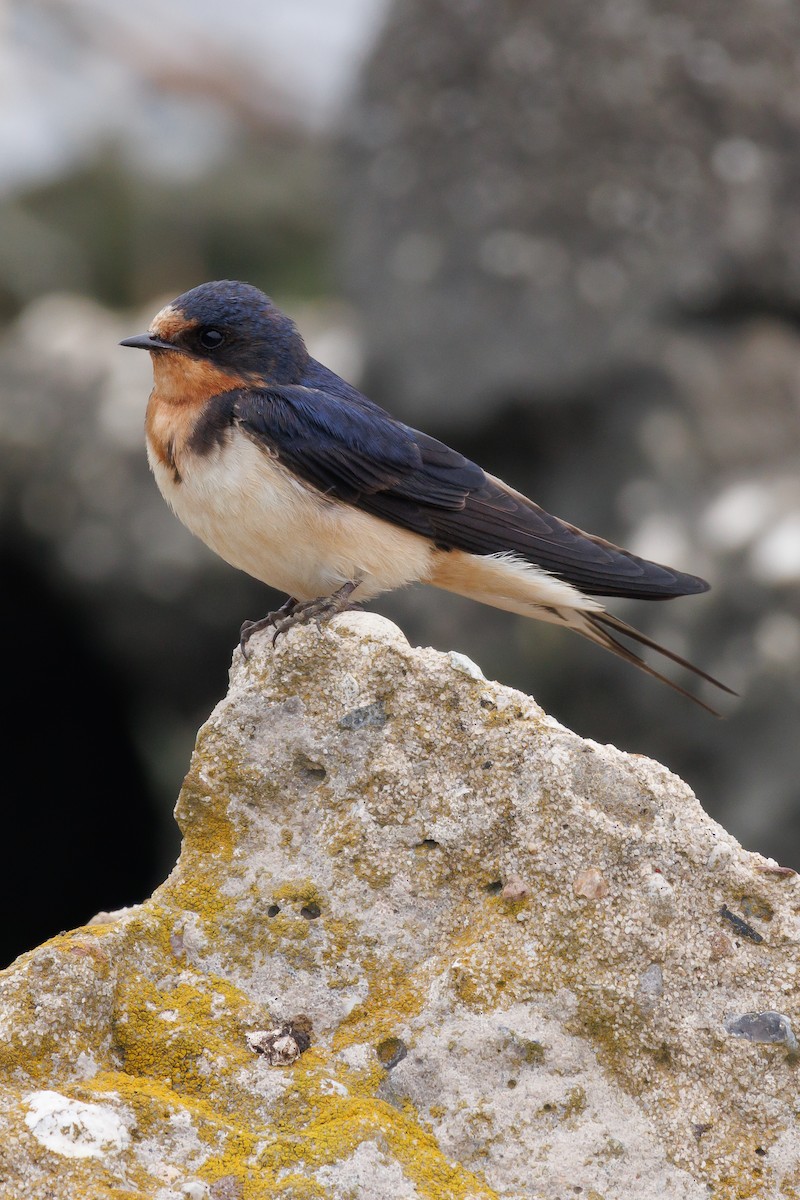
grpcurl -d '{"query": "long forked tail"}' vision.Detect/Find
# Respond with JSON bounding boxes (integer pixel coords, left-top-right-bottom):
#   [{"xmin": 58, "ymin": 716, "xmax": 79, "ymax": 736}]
[
  {"xmin": 579, "ymin": 610, "xmax": 736, "ymax": 716},
  {"xmin": 428, "ymin": 549, "xmax": 734, "ymax": 713}
]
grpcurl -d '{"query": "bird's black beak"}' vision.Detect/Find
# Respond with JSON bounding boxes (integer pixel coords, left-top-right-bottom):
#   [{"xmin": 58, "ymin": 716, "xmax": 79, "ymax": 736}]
[{"xmin": 119, "ymin": 332, "xmax": 176, "ymax": 352}]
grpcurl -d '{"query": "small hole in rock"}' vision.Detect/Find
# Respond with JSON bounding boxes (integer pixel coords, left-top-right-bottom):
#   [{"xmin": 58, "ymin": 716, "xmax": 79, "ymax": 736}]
[
  {"xmin": 485, "ymin": 880, "xmax": 503, "ymax": 894},
  {"xmin": 300, "ymin": 902, "xmax": 321, "ymax": 919},
  {"xmin": 294, "ymin": 752, "xmax": 327, "ymax": 783},
  {"xmin": 376, "ymin": 1036, "xmax": 408, "ymax": 1069},
  {"xmin": 417, "ymin": 838, "xmax": 439, "ymax": 849},
  {"xmin": 267, "ymin": 904, "xmax": 280, "ymax": 918}
]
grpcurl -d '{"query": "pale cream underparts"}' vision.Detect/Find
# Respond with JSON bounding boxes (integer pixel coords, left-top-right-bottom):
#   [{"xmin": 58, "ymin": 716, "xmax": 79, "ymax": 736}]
[{"xmin": 145, "ymin": 335, "xmax": 601, "ymax": 628}]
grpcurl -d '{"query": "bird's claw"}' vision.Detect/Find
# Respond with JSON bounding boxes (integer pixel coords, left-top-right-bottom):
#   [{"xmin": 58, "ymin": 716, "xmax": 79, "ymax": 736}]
[
  {"xmin": 239, "ymin": 597, "xmax": 300, "ymax": 659},
  {"xmin": 239, "ymin": 581, "xmax": 360, "ymax": 659}
]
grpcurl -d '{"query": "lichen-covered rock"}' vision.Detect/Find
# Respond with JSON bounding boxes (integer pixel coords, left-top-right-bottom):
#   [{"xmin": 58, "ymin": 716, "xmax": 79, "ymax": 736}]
[{"xmin": 1, "ymin": 613, "xmax": 798, "ymax": 1198}]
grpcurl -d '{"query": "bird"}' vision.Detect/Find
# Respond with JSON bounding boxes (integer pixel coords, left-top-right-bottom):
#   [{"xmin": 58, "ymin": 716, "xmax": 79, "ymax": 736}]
[{"xmin": 121, "ymin": 279, "xmax": 732, "ymax": 713}]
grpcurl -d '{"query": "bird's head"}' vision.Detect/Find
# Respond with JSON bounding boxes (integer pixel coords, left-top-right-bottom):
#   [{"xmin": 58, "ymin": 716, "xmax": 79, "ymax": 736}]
[{"xmin": 120, "ymin": 280, "xmax": 309, "ymax": 387}]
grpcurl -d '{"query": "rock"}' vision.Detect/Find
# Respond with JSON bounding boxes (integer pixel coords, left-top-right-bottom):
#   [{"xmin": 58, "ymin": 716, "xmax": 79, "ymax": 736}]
[
  {"xmin": 337, "ymin": 0, "xmax": 800, "ymax": 871},
  {"xmin": 573, "ymin": 866, "xmax": 610, "ymax": 901},
  {"xmin": 342, "ymin": 0, "xmax": 800, "ymax": 422},
  {"xmin": 0, "ymin": 612, "xmax": 798, "ymax": 1197}
]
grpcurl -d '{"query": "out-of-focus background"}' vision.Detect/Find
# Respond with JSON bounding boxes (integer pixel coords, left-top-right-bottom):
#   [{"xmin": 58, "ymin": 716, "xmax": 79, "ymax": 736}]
[{"xmin": 3, "ymin": 0, "xmax": 800, "ymax": 967}]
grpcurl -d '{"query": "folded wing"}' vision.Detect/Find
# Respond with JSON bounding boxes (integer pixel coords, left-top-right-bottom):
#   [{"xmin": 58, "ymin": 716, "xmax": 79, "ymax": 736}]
[{"xmin": 233, "ymin": 382, "xmax": 708, "ymax": 601}]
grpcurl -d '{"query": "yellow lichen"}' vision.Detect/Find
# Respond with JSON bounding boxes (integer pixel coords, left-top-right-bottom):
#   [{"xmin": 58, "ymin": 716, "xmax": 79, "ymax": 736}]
[
  {"xmin": 272, "ymin": 879, "xmax": 325, "ymax": 907},
  {"xmin": 272, "ymin": 1175, "xmax": 329, "ymax": 1199},
  {"xmin": 1, "ymin": 622, "xmax": 791, "ymax": 1200},
  {"xmin": 112, "ymin": 974, "xmax": 254, "ymax": 1098},
  {"xmin": 255, "ymin": 1082, "xmax": 497, "ymax": 1200}
]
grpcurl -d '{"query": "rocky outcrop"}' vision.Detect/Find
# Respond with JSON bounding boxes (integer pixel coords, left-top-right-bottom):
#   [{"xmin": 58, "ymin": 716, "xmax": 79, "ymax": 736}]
[
  {"xmin": 1, "ymin": 614, "xmax": 798, "ymax": 1198},
  {"xmin": 338, "ymin": 0, "xmax": 800, "ymax": 862}
]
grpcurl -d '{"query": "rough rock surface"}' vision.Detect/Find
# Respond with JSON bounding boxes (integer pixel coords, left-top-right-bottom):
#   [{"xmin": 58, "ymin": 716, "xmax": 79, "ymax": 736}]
[
  {"xmin": 1, "ymin": 613, "xmax": 798, "ymax": 1198},
  {"xmin": 337, "ymin": 0, "xmax": 800, "ymax": 860}
]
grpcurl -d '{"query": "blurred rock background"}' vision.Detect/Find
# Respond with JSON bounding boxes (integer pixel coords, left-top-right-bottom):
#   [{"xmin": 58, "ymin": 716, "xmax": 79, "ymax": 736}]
[{"xmin": 2, "ymin": 0, "xmax": 800, "ymax": 966}]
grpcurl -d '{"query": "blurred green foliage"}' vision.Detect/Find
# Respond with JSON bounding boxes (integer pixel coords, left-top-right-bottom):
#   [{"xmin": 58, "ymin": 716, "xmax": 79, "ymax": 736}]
[{"xmin": 0, "ymin": 135, "xmax": 333, "ymax": 318}]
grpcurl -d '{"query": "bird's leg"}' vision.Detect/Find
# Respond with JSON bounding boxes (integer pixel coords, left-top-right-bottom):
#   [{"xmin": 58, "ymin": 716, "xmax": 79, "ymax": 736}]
[
  {"xmin": 240, "ymin": 596, "xmax": 299, "ymax": 659},
  {"xmin": 271, "ymin": 579, "xmax": 361, "ymax": 641},
  {"xmin": 239, "ymin": 580, "xmax": 361, "ymax": 658}
]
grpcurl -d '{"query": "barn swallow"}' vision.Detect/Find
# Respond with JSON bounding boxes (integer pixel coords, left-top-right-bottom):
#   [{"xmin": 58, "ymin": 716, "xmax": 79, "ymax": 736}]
[{"xmin": 121, "ymin": 279, "xmax": 732, "ymax": 712}]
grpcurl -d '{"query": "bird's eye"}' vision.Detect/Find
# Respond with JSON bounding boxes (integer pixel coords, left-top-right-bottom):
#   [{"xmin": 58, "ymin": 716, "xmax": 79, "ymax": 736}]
[{"xmin": 198, "ymin": 328, "xmax": 225, "ymax": 351}]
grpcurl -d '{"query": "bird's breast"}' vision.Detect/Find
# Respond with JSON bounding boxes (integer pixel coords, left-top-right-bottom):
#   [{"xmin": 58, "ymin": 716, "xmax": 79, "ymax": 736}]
[
  {"xmin": 144, "ymin": 354, "xmax": 251, "ymax": 481},
  {"xmin": 146, "ymin": 415, "xmax": 434, "ymax": 601}
]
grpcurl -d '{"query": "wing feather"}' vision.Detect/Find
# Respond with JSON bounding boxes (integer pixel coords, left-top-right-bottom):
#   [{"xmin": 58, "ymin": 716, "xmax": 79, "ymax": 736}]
[{"xmin": 233, "ymin": 381, "xmax": 708, "ymax": 600}]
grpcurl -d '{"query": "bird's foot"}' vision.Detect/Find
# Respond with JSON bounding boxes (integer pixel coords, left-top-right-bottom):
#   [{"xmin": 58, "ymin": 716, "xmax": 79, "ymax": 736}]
[
  {"xmin": 239, "ymin": 581, "xmax": 360, "ymax": 659},
  {"xmin": 240, "ymin": 596, "xmax": 299, "ymax": 659}
]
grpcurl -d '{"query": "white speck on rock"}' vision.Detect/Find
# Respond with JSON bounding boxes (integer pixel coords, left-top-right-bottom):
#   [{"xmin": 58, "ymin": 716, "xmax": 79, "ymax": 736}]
[
  {"xmin": 181, "ymin": 1182, "xmax": 210, "ymax": 1199},
  {"xmin": 74, "ymin": 1051, "xmax": 100, "ymax": 1080},
  {"xmin": 24, "ymin": 1090, "xmax": 131, "ymax": 1158},
  {"xmin": 644, "ymin": 872, "xmax": 676, "ymax": 922},
  {"xmin": 447, "ymin": 650, "xmax": 485, "ymax": 680},
  {"xmin": 707, "ymin": 842, "xmax": 734, "ymax": 870}
]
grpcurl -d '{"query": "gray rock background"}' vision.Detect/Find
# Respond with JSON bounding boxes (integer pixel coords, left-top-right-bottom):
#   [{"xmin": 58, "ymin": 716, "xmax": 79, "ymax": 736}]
[
  {"xmin": 2, "ymin": 0, "xmax": 800, "ymax": 963},
  {"xmin": 341, "ymin": 0, "xmax": 800, "ymax": 421}
]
